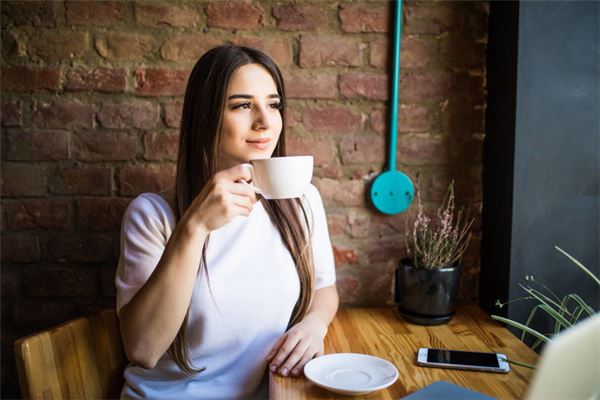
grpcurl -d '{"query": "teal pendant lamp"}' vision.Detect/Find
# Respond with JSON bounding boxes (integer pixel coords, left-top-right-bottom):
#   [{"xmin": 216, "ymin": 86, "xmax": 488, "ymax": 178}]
[{"xmin": 369, "ymin": 0, "xmax": 414, "ymax": 215}]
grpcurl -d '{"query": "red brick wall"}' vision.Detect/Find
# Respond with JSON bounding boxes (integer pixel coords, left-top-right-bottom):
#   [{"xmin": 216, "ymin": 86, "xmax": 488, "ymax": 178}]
[{"xmin": 1, "ymin": 1, "xmax": 488, "ymax": 396}]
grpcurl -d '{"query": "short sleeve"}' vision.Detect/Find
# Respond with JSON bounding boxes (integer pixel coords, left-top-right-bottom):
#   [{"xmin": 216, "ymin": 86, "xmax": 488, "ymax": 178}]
[
  {"xmin": 115, "ymin": 193, "xmax": 175, "ymax": 315},
  {"xmin": 303, "ymin": 184, "xmax": 336, "ymax": 290}
]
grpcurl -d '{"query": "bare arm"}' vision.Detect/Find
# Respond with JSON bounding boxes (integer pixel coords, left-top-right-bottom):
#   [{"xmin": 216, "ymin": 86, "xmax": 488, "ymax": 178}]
[
  {"xmin": 119, "ymin": 165, "xmax": 257, "ymax": 368},
  {"xmin": 267, "ymin": 284, "xmax": 339, "ymax": 377}
]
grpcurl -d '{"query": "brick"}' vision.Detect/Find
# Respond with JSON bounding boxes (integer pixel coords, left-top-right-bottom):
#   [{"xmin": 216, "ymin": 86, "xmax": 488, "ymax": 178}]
[
  {"xmin": 404, "ymin": 2, "xmax": 462, "ymax": 35},
  {"xmin": 1, "ymin": 100, "xmax": 22, "ymax": 127},
  {"xmin": 333, "ymin": 246, "xmax": 359, "ymax": 265},
  {"xmin": 1, "ymin": 66, "xmax": 61, "ymax": 92},
  {"xmin": 5, "ymin": 199, "xmax": 70, "ymax": 230},
  {"xmin": 465, "ymin": 4, "xmax": 489, "ymax": 40},
  {"xmin": 135, "ymin": 68, "xmax": 189, "ymax": 97},
  {"xmin": 370, "ymin": 106, "xmax": 430, "ymax": 134},
  {"xmin": 75, "ymin": 131, "xmax": 138, "ymax": 161},
  {"xmin": 143, "ymin": 131, "xmax": 179, "ymax": 161},
  {"xmin": 45, "ymin": 233, "xmax": 115, "ymax": 263},
  {"xmin": 13, "ymin": 301, "xmax": 78, "ymax": 330},
  {"xmin": 136, "ymin": 2, "xmax": 199, "ymax": 28},
  {"xmin": 160, "ymin": 35, "xmax": 221, "ymax": 62},
  {"xmin": 335, "ymin": 275, "xmax": 360, "ymax": 303},
  {"xmin": 76, "ymin": 197, "xmax": 130, "ymax": 231},
  {"xmin": 397, "ymin": 134, "xmax": 455, "ymax": 166},
  {"xmin": 272, "ymin": 3, "xmax": 328, "ymax": 32},
  {"xmin": 52, "ymin": 166, "xmax": 112, "ymax": 195},
  {"xmin": 355, "ymin": 263, "xmax": 394, "ymax": 304},
  {"xmin": 440, "ymin": 34, "xmax": 485, "ymax": 69},
  {"xmin": 119, "ymin": 164, "xmax": 176, "ymax": 196},
  {"xmin": 30, "ymin": 31, "xmax": 88, "ymax": 61},
  {"xmin": 339, "ymin": 135, "xmax": 384, "ymax": 165},
  {"xmin": 370, "ymin": 36, "xmax": 429, "ymax": 69},
  {"xmin": 101, "ymin": 264, "xmax": 118, "ymax": 297},
  {"xmin": 205, "ymin": 1, "xmax": 265, "ymax": 30},
  {"xmin": 2, "ymin": 233, "xmax": 41, "ymax": 263},
  {"xmin": 65, "ymin": 67, "xmax": 126, "ymax": 92},
  {"xmin": 163, "ymin": 101, "xmax": 183, "ymax": 128},
  {"xmin": 1, "ymin": 234, "xmax": 40, "ymax": 262},
  {"xmin": 299, "ymin": 35, "xmax": 361, "ymax": 68},
  {"xmin": 339, "ymin": 2, "xmax": 389, "ymax": 33},
  {"xmin": 1, "ymin": 265, "xmax": 20, "ymax": 298},
  {"xmin": 97, "ymin": 100, "xmax": 159, "ymax": 129},
  {"xmin": 283, "ymin": 71, "xmax": 337, "ymax": 99},
  {"xmin": 336, "ymin": 208, "xmax": 374, "ymax": 239},
  {"xmin": 339, "ymin": 72, "xmax": 388, "ymax": 101},
  {"xmin": 65, "ymin": 0, "xmax": 125, "ymax": 26},
  {"xmin": 232, "ymin": 36, "xmax": 293, "ymax": 67},
  {"xmin": 1, "ymin": 165, "xmax": 47, "ymax": 197},
  {"xmin": 1, "ymin": 1, "xmax": 56, "ymax": 28},
  {"xmin": 440, "ymin": 102, "xmax": 484, "ymax": 134},
  {"xmin": 286, "ymin": 136, "xmax": 337, "ymax": 167},
  {"xmin": 23, "ymin": 266, "xmax": 98, "ymax": 297},
  {"xmin": 314, "ymin": 177, "xmax": 365, "ymax": 207},
  {"xmin": 303, "ymin": 106, "xmax": 362, "ymax": 134},
  {"xmin": 400, "ymin": 69, "xmax": 454, "ymax": 102},
  {"xmin": 95, "ymin": 33, "xmax": 155, "ymax": 61},
  {"xmin": 34, "ymin": 100, "xmax": 94, "ymax": 130},
  {"xmin": 363, "ymin": 238, "xmax": 405, "ymax": 264},
  {"xmin": 1, "ymin": 30, "xmax": 22, "ymax": 58},
  {"xmin": 6, "ymin": 130, "xmax": 69, "ymax": 161}
]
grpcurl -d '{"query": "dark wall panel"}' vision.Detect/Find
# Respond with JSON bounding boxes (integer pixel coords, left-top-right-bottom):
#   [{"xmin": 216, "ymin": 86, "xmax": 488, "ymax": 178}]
[{"xmin": 509, "ymin": 1, "xmax": 599, "ymax": 326}]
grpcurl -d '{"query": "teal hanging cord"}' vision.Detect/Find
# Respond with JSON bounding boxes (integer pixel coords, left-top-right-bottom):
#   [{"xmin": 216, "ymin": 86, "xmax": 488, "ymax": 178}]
[{"xmin": 389, "ymin": 0, "xmax": 402, "ymax": 171}]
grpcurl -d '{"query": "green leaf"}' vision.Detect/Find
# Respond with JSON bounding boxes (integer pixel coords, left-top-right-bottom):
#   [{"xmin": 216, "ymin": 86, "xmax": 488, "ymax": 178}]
[
  {"xmin": 491, "ymin": 315, "xmax": 551, "ymax": 343},
  {"xmin": 499, "ymin": 356, "xmax": 537, "ymax": 370},
  {"xmin": 563, "ymin": 294, "xmax": 596, "ymax": 317},
  {"xmin": 555, "ymin": 246, "xmax": 600, "ymax": 287},
  {"xmin": 537, "ymin": 304, "xmax": 571, "ymax": 331},
  {"xmin": 522, "ymin": 305, "xmax": 541, "ymax": 341}
]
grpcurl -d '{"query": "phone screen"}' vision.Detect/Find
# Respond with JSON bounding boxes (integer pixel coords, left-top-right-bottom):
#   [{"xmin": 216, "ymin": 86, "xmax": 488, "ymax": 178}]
[{"xmin": 427, "ymin": 349, "xmax": 500, "ymax": 368}]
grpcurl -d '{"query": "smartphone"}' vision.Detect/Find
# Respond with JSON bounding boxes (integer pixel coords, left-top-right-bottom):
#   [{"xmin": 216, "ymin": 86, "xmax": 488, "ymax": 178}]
[{"xmin": 416, "ymin": 348, "xmax": 510, "ymax": 373}]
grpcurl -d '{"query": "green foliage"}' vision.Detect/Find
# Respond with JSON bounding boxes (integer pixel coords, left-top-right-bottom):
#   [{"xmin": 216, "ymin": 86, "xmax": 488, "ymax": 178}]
[{"xmin": 491, "ymin": 246, "xmax": 599, "ymax": 369}]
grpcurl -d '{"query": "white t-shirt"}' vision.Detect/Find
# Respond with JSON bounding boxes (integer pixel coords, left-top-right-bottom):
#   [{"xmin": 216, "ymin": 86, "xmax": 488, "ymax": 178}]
[{"xmin": 115, "ymin": 184, "xmax": 336, "ymax": 399}]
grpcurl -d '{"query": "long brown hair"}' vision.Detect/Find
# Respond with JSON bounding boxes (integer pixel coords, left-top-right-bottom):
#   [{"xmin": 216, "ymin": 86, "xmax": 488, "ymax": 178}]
[{"xmin": 171, "ymin": 45, "xmax": 315, "ymax": 375}]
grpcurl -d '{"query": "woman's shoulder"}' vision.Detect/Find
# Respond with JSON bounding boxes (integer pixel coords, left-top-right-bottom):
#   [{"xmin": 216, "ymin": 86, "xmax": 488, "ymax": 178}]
[
  {"xmin": 303, "ymin": 183, "xmax": 325, "ymax": 207},
  {"xmin": 123, "ymin": 190, "xmax": 176, "ymax": 235}
]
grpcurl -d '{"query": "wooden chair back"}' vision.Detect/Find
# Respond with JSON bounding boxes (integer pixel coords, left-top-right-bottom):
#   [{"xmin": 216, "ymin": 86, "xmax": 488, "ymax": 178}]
[{"xmin": 14, "ymin": 308, "xmax": 127, "ymax": 399}]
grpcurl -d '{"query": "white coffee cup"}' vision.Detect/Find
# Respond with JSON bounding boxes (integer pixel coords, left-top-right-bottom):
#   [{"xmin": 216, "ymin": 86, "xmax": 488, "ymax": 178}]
[{"xmin": 241, "ymin": 156, "xmax": 313, "ymax": 199}]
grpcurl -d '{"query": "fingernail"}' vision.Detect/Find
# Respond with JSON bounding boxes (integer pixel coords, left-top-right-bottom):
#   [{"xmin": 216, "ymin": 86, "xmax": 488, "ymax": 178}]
[
  {"xmin": 281, "ymin": 368, "xmax": 288, "ymax": 376},
  {"xmin": 270, "ymin": 364, "xmax": 277, "ymax": 372}
]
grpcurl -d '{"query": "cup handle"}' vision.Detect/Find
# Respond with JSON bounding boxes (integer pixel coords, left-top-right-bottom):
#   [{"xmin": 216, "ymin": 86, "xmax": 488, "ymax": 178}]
[{"xmin": 239, "ymin": 164, "xmax": 263, "ymax": 194}]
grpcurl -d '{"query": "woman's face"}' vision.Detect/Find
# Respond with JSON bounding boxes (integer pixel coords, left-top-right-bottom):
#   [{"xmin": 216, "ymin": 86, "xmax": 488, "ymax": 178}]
[{"xmin": 217, "ymin": 63, "xmax": 283, "ymax": 170}]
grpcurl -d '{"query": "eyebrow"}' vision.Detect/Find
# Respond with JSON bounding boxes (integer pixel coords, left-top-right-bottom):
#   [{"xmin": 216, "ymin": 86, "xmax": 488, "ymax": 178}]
[{"xmin": 228, "ymin": 94, "xmax": 281, "ymax": 100}]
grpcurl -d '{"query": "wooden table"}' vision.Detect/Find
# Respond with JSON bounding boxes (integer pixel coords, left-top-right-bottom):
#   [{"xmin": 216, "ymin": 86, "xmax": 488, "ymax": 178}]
[{"xmin": 270, "ymin": 305, "xmax": 538, "ymax": 399}]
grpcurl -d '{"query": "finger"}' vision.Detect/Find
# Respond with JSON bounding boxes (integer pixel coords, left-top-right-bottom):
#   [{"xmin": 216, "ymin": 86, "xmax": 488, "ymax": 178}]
[
  {"xmin": 231, "ymin": 194, "xmax": 254, "ymax": 212},
  {"xmin": 267, "ymin": 335, "xmax": 287, "ymax": 362},
  {"xmin": 278, "ymin": 342, "xmax": 310, "ymax": 377},
  {"xmin": 230, "ymin": 181, "xmax": 258, "ymax": 203},
  {"xmin": 216, "ymin": 164, "xmax": 252, "ymax": 183},
  {"xmin": 270, "ymin": 335, "xmax": 301, "ymax": 373},
  {"xmin": 291, "ymin": 351, "xmax": 317, "ymax": 377}
]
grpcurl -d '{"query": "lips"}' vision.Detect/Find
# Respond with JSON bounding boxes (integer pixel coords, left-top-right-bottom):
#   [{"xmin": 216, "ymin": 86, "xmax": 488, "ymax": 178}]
[{"xmin": 246, "ymin": 138, "xmax": 271, "ymax": 150}]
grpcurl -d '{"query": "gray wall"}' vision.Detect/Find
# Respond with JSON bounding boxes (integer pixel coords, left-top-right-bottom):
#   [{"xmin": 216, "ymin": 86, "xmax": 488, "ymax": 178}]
[{"xmin": 509, "ymin": 1, "xmax": 599, "ymax": 332}]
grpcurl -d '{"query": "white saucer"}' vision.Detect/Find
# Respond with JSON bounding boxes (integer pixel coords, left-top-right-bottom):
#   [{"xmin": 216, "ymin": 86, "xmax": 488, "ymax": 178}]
[{"xmin": 303, "ymin": 353, "xmax": 399, "ymax": 396}]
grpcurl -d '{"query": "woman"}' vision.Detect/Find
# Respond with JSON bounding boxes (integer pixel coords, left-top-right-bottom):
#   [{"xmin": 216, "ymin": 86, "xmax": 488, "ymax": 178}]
[{"xmin": 115, "ymin": 45, "xmax": 339, "ymax": 399}]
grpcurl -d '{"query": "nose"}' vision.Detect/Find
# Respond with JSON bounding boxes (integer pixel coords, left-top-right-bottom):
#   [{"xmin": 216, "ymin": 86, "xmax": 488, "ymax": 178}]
[{"xmin": 252, "ymin": 104, "xmax": 270, "ymax": 131}]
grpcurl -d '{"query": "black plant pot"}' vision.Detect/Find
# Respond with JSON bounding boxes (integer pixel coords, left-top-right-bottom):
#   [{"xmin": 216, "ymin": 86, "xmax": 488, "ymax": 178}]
[{"xmin": 395, "ymin": 258, "xmax": 461, "ymax": 325}]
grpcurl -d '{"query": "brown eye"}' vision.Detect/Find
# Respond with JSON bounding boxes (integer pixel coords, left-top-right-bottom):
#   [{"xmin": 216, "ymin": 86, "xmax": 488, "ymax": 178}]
[{"xmin": 232, "ymin": 102, "xmax": 251, "ymax": 110}]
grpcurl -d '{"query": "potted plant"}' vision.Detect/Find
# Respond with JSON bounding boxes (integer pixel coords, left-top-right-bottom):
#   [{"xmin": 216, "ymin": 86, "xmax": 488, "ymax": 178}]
[
  {"xmin": 491, "ymin": 246, "xmax": 599, "ymax": 369},
  {"xmin": 396, "ymin": 182, "xmax": 474, "ymax": 325}
]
